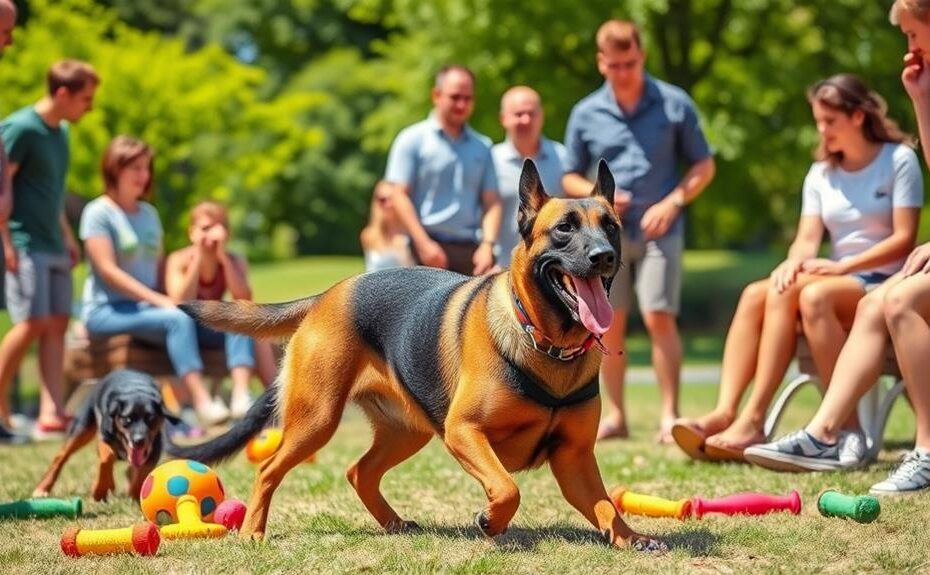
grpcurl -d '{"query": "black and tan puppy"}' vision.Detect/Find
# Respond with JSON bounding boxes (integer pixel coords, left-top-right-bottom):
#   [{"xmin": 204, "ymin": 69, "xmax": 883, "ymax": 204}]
[
  {"xmin": 167, "ymin": 160, "xmax": 662, "ymax": 550},
  {"xmin": 34, "ymin": 368, "xmax": 178, "ymax": 501}
]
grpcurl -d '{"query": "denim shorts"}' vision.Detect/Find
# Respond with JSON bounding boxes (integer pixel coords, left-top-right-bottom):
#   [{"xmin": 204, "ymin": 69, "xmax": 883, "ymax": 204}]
[{"xmin": 851, "ymin": 271, "xmax": 892, "ymax": 292}]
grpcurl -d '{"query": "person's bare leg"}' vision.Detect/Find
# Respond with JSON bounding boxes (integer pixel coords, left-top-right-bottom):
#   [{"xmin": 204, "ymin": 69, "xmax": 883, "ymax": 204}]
[
  {"xmin": 37, "ymin": 315, "xmax": 69, "ymax": 425},
  {"xmin": 230, "ymin": 366, "xmax": 253, "ymax": 410},
  {"xmin": 254, "ymin": 341, "xmax": 278, "ymax": 388},
  {"xmin": 181, "ymin": 370, "xmax": 226, "ymax": 425},
  {"xmin": 598, "ymin": 309, "xmax": 629, "ymax": 439},
  {"xmin": 798, "ymin": 277, "xmax": 865, "ymax": 430},
  {"xmin": 884, "ymin": 275, "xmax": 930, "ymax": 451},
  {"xmin": 679, "ymin": 279, "xmax": 769, "ymax": 435},
  {"xmin": 804, "ymin": 282, "xmax": 897, "ymax": 443},
  {"xmin": 0, "ymin": 320, "xmax": 45, "ymax": 426},
  {"xmin": 642, "ymin": 310, "xmax": 680, "ymax": 442},
  {"xmin": 708, "ymin": 274, "xmax": 823, "ymax": 449}
]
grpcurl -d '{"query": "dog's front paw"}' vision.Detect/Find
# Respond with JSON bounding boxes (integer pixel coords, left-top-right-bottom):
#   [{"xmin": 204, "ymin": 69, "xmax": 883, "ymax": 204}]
[
  {"xmin": 385, "ymin": 518, "xmax": 420, "ymax": 534},
  {"xmin": 630, "ymin": 535, "xmax": 667, "ymax": 553},
  {"xmin": 91, "ymin": 482, "xmax": 115, "ymax": 502},
  {"xmin": 474, "ymin": 510, "xmax": 507, "ymax": 537}
]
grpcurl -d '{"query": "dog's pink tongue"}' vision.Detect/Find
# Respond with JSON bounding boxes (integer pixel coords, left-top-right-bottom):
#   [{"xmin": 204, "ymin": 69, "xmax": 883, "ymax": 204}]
[
  {"xmin": 571, "ymin": 276, "xmax": 612, "ymax": 335},
  {"xmin": 129, "ymin": 446, "xmax": 144, "ymax": 466}
]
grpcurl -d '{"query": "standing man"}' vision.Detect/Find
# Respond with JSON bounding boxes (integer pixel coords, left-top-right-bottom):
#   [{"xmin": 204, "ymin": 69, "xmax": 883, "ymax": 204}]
[
  {"xmin": 0, "ymin": 59, "xmax": 99, "ymax": 440},
  {"xmin": 0, "ymin": 0, "xmax": 17, "ymax": 442},
  {"xmin": 491, "ymin": 86, "xmax": 568, "ymax": 268},
  {"xmin": 563, "ymin": 20, "xmax": 716, "ymax": 443},
  {"xmin": 383, "ymin": 65, "xmax": 501, "ymax": 276}
]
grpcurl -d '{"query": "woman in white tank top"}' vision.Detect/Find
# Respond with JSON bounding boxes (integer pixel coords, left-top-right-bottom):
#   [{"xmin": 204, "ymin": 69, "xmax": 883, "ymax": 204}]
[{"xmin": 361, "ymin": 181, "xmax": 414, "ymax": 272}]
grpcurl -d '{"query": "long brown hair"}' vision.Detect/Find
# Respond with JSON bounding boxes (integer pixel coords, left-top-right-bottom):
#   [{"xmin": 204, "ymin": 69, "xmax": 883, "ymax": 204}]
[
  {"xmin": 807, "ymin": 74, "xmax": 914, "ymax": 166},
  {"xmin": 100, "ymin": 135, "xmax": 155, "ymax": 200}
]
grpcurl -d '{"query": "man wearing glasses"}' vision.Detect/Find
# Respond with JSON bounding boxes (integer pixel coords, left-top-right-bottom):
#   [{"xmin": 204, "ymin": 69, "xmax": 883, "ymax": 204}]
[
  {"xmin": 563, "ymin": 20, "xmax": 716, "ymax": 443},
  {"xmin": 383, "ymin": 65, "xmax": 501, "ymax": 276}
]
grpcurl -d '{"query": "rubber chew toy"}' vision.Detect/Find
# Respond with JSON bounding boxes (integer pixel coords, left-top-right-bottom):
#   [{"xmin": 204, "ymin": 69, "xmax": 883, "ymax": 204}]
[
  {"xmin": 159, "ymin": 495, "xmax": 227, "ymax": 540},
  {"xmin": 610, "ymin": 487, "xmax": 692, "ymax": 519},
  {"xmin": 213, "ymin": 498, "xmax": 247, "ymax": 531},
  {"xmin": 0, "ymin": 497, "xmax": 82, "ymax": 519},
  {"xmin": 692, "ymin": 490, "xmax": 801, "ymax": 518},
  {"xmin": 60, "ymin": 523, "xmax": 160, "ymax": 557},
  {"xmin": 817, "ymin": 490, "xmax": 880, "ymax": 524}
]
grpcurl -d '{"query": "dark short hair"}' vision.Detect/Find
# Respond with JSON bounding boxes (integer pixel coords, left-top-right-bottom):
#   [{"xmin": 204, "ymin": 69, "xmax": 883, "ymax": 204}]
[
  {"xmin": 596, "ymin": 20, "xmax": 642, "ymax": 52},
  {"xmin": 434, "ymin": 65, "xmax": 476, "ymax": 90},
  {"xmin": 48, "ymin": 59, "xmax": 99, "ymax": 95},
  {"xmin": 101, "ymin": 135, "xmax": 154, "ymax": 200}
]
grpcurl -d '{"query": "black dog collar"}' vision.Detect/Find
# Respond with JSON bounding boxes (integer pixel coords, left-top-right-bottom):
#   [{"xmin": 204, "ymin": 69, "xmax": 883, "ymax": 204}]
[{"xmin": 511, "ymin": 287, "xmax": 607, "ymax": 361}]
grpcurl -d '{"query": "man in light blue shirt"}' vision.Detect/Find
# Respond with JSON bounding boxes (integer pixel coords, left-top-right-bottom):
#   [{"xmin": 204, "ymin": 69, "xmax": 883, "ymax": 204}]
[
  {"xmin": 491, "ymin": 86, "xmax": 568, "ymax": 268},
  {"xmin": 384, "ymin": 65, "xmax": 501, "ymax": 275},
  {"xmin": 563, "ymin": 20, "xmax": 716, "ymax": 443}
]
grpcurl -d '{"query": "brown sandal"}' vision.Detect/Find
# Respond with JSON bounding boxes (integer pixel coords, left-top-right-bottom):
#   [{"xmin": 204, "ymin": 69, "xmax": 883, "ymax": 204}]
[{"xmin": 671, "ymin": 421, "xmax": 710, "ymax": 461}]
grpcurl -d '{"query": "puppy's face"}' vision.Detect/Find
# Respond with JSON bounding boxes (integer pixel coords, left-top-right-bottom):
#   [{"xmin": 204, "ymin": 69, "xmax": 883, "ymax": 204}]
[
  {"xmin": 516, "ymin": 159, "xmax": 621, "ymax": 336},
  {"xmin": 109, "ymin": 396, "xmax": 166, "ymax": 467}
]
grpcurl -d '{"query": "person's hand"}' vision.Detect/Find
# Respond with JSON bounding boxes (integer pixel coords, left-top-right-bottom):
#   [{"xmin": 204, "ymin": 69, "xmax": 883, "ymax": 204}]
[
  {"xmin": 902, "ymin": 242, "xmax": 930, "ymax": 276},
  {"xmin": 613, "ymin": 190, "xmax": 632, "ymax": 217},
  {"xmin": 770, "ymin": 257, "xmax": 804, "ymax": 293},
  {"xmin": 415, "ymin": 238, "xmax": 448, "ymax": 269},
  {"xmin": 3, "ymin": 244, "xmax": 17, "ymax": 273},
  {"xmin": 472, "ymin": 242, "xmax": 495, "ymax": 275},
  {"xmin": 640, "ymin": 199, "xmax": 680, "ymax": 240},
  {"xmin": 801, "ymin": 258, "xmax": 845, "ymax": 276},
  {"xmin": 902, "ymin": 50, "xmax": 930, "ymax": 102},
  {"xmin": 65, "ymin": 235, "xmax": 81, "ymax": 268},
  {"xmin": 151, "ymin": 293, "xmax": 177, "ymax": 309}
]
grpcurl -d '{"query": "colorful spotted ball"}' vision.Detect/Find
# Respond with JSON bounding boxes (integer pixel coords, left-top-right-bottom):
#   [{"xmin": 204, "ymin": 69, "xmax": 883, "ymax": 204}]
[
  {"xmin": 245, "ymin": 428, "xmax": 316, "ymax": 464},
  {"xmin": 139, "ymin": 459, "xmax": 225, "ymax": 525}
]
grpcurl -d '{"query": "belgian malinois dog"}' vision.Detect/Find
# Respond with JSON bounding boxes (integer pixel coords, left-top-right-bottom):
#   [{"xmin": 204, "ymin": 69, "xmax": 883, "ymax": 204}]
[{"xmin": 167, "ymin": 159, "xmax": 663, "ymax": 551}]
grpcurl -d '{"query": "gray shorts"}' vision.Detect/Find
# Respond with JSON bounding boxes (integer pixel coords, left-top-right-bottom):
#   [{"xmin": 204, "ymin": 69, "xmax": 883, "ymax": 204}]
[
  {"xmin": 4, "ymin": 250, "xmax": 73, "ymax": 323},
  {"xmin": 609, "ymin": 234, "xmax": 683, "ymax": 315}
]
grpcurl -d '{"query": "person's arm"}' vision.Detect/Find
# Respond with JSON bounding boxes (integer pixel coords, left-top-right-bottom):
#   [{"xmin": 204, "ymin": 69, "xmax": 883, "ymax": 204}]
[
  {"xmin": 84, "ymin": 235, "xmax": 174, "ymax": 308},
  {"xmin": 473, "ymin": 188, "xmax": 502, "ymax": 275},
  {"xmin": 641, "ymin": 156, "xmax": 716, "ymax": 240},
  {"xmin": 386, "ymin": 181, "xmax": 447, "ymax": 268},
  {"xmin": 819, "ymin": 208, "xmax": 919, "ymax": 274},
  {"xmin": 0, "ymin": 161, "xmax": 17, "ymax": 272},
  {"xmin": 562, "ymin": 172, "xmax": 595, "ymax": 198},
  {"xmin": 770, "ymin": 215, "xmax": 824, "ymax": 293},
  {"xmin": 60, "ymin": 210, "xmax": 80, "ymax": 267},
  {"xmin": 0, "ymin": 143, "xmax": 11, "ymax": 224},
  {"xmin": 164, "ymin": 248, "xmax": 202, "ymax": 302},
  {"xmin": 219, "ymin": 252, "xmax": 253, "ymax": 300}
]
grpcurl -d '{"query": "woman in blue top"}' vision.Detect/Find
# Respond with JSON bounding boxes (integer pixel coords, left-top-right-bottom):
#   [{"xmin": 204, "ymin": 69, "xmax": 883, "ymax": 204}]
[{"xmin": 79, "ymin": 136, "xmax": 229, "ymax": 426}]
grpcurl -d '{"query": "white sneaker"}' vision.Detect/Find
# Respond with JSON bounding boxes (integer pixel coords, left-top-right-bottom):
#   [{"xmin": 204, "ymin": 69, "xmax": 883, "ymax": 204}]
[
  {"xmin": 197, "ymin": 398, "xmax": 230, "ymax": 426},
  {"xmin": 838, "ymin": 431, "xmax": 867, "ymax": 468},
  {"xmin": 230, "ymin": 394, "xmax": 254, "ymax": 419},
  {"xmin": 870, "ymin": 449, "xmax": 930, "ymax": 495}
]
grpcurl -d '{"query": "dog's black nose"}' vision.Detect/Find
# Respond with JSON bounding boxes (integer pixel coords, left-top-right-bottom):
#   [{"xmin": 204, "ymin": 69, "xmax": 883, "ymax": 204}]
[
  {"xmin": 131, "ymin": 436, "xmax": 147, "ymax": 447},
  {"xmin": 588, "ymin": 246, "xmax": 616, "ymax": 271}
]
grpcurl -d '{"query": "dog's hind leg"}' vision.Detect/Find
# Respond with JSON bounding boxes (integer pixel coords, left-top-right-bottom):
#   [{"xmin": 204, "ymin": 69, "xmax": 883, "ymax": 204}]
[
  {"xmin": 346, "ymin": 414, "xmax": 431, "ymax": 533},
  {"xmin": 32, "ymin": 424, "xmax": 97, "ymax": 497}
]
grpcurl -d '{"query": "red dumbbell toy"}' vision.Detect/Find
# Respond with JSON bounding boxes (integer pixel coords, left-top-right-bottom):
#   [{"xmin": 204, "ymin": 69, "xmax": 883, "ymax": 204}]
[{"xmin": 692, "ymin": 490, "xmax": 801, "ymax": 519}]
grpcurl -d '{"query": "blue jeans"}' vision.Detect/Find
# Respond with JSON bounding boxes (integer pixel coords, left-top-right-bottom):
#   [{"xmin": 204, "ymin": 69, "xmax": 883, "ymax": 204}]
[
  {"xmin": 83, "ymin": 301, "xmax": 205, "ymax": 377},
  {"xmin": 196, "ymin": 324, "xmax": 256, "ymax": 370}
]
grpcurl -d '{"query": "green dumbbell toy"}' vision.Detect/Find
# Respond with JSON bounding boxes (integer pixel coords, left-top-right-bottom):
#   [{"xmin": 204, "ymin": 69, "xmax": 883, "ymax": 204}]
[
  {"xmin": 816, "ymin": 490, "xmax": 880, "ymax": 524},
  {"xmin": 0, "ymin": 497, "xmax": 83, "ymax": 519}
]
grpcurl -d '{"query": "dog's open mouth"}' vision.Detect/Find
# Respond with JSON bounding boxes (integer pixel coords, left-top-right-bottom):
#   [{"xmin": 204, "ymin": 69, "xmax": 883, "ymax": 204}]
[
  {"xmin": 126, "ymin": 442, "xmax": 149, "ymax": 467},
  {"xmin": 547, "ymin": 267, "xmax": 613, "ymax": 335}
]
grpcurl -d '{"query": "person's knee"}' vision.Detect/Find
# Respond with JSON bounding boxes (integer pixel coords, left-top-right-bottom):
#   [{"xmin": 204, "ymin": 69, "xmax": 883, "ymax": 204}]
[
  {"xmin": 739, "ymin": 280, "xmax": 768, "ymax": 311},
  {"xmin": 883, "ymin": 286, "xmax": 914, "ymax": 328},
  {"xmin": 164, "ymin": 309, "xmax": 197, "ymax": 333},
  {"xmin": 643, "ymin": 311, "xmax": 677, "ymax": 336},
  {"xmin": 854, "ymin": 292, "xmax": 886, "ymax": 326},
  {"xmin": 798, "ymin": 285, "xmax": 831, "ymax": 323},
  {"xmin": 22, "ymin": 317, "xmax": 52, "ymax": 335}
]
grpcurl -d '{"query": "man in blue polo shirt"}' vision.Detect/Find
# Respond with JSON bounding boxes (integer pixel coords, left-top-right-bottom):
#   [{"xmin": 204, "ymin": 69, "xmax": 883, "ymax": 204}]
[
  {"xmin": 383, "ymin": 65, "xmax": 501, "ymax": 276},
  {"xmin": 563, "ymin": 20, "xmax": 716, "ymax": 443},
  {"xmin": 491, "ymin": 86, "xmax": 568, "ymax": 268}
]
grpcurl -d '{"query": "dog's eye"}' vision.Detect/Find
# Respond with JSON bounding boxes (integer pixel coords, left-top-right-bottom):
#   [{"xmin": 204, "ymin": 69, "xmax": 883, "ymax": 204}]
[
  {"xmin": 555, "ymin": 221, "xmax": 574, "ymax": 234},
  {"xmin": 604, "ymin": 221, "xmax": 619, "ymax": 234}
]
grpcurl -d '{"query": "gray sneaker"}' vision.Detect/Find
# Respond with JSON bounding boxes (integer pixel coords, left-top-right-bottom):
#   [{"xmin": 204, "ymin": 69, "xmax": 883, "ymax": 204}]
[
  {"xmin": 745, "ymin": 429, "xmax": 847, "ymax": 472},
  {"xmin": 869, "ymin": 449, "xmax": 930, "ymax": 495}
]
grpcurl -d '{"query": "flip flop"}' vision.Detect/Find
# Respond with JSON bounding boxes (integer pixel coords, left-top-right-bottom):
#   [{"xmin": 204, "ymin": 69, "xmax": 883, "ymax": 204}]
[
  {"xmin": 671, "ymin": 421, "xmax": 710, "ymax": 461},
  {"xmin": 704, "ymin": 441, "xmax": 749, "ymax": 463}
]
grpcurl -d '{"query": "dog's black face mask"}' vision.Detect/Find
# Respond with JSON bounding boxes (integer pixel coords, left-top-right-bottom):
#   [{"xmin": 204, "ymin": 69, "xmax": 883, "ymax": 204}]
[
  {"xmin": 517, "ymin": 159, "xmax": 622, "ymax": 334},
  {"xmin": 107, "ymin": 394, "xmax": 175, "ymax": 467}
]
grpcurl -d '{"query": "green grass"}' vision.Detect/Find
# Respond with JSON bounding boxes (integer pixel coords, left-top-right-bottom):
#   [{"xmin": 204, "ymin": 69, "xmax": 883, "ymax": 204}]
[{"xmin": 0, "ymin": 384, "xmax": 925, "ymax": 573}]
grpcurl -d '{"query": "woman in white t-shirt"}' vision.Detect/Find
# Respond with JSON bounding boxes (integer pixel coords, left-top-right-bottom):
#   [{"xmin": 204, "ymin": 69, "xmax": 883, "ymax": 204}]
[
  {"xmin": 673, "ymin": 74, "xmax": 923, "ymax": 462},
  {"xmin": 744, "ymin": 3, "xmax": 930, "ymax": 492}
]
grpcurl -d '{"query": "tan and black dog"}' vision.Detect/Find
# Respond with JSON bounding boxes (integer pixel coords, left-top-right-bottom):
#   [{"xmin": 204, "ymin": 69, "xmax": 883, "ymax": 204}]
[{"xmin": 167, "ymin": 160, "xmax": 662, "ymax": 551}]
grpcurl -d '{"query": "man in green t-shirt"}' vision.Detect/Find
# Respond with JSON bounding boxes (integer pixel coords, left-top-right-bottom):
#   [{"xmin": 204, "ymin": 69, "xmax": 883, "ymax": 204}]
[{"xmin": 0, "ymin": 59, "xmax": 98, "ymax": 439}]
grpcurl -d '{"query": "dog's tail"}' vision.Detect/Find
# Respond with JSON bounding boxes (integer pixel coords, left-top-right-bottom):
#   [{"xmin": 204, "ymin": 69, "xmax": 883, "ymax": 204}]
[
  {"xmin": 179, "ymin": 296, "xmax": 318, "ymax": 339},
  {"xmin": 164, "ymin": 386, "xmax": 276, "ymax": 465}
]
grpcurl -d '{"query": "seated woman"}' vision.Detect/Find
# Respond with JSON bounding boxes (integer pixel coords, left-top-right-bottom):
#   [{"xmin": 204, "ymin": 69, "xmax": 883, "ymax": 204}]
[
  {"xmin": 165, "ymin": 201, "xmax": 275, "ymax": 419},
  {"xmin": 79, "ymin": 136, "xmax": 229, "ymax": 426},
  {"xmin": 673, "ymin": 74, "xmax": 922, "ymax": 462},
  {"xmin": 745, "ymin": 7, "xmax": 930, "ymax": 494},
  {"xmin": 361, "ymin": 181, "xmax": 414, "ymax": 272}
]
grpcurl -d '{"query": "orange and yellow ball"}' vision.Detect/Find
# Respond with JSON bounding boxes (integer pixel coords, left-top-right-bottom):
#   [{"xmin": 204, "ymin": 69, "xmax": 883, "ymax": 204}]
[{"xmin": 139, "ymin": 460, "xmax": 225, "ymax": 525}]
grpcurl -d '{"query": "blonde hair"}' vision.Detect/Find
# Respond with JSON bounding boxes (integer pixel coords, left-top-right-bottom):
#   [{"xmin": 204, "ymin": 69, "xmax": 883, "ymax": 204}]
[
  {"xmin": 101, "ymin": 135, "xmax": 154, "ymax": 200},
  {"xmin": 596, "ymin": 20, "xmax": 642, "ymax": 52},
  {"xmin": 890, "ymin": 0, "xmax": 930, "ymax": 24},
  {"xmin": 189, "ymin": 200, "xmax": 229, "ymax": 230},
  {"xmin": 808, "ymin": 74, "xmax": 914, "ymax": 167}
]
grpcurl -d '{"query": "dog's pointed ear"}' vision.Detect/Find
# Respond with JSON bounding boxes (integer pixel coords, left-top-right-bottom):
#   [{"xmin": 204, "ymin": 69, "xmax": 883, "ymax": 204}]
[
  {"xmin": 592, "ymin": 159, "xmax": 615, "ymax": 207},
  {"xmin": 517, "ymin": 158, "xmax": 549, "ymax": 240}
]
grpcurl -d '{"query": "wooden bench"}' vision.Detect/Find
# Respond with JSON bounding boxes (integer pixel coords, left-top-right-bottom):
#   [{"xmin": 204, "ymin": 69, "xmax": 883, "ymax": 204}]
[
  {"xmin": 63, "ymin": 333, "xmax": 231, "ymax": 405},
  {"xmin": 764, "ymin": 334, "xmax": 907, "ymax": 463}
]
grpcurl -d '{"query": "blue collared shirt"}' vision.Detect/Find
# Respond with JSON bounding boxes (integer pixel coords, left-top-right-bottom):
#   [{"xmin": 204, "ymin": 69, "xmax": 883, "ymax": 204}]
[
  {"xmin": 564, "ymin": 75, "xmax": 712, "ymax": 239},
  {"xmin": 491, "ymin": 137, "xmax": 568, "ymax": 267},
  {"xmin": 384, "ymin": 114, "xmax": 499, "ymax": 243}
]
